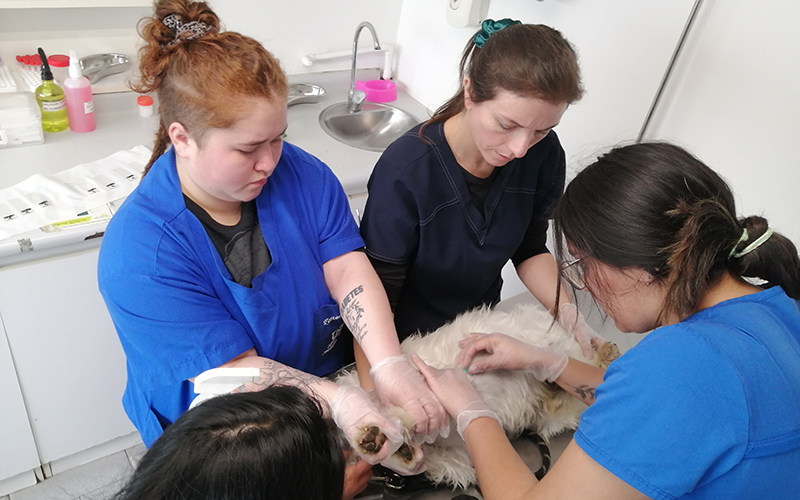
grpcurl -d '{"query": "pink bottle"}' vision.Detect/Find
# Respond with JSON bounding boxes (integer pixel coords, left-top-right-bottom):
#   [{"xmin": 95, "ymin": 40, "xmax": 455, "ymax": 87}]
[{"xmin": 63, "ymin": 50, "xmax": 96, "ymax": 133}]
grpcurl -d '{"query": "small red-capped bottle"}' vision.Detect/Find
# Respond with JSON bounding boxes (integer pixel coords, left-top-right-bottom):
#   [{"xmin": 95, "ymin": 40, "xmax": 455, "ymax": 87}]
[{"xmin": 137, "ymin": 95, "xmax": 154, "ymax": 118}]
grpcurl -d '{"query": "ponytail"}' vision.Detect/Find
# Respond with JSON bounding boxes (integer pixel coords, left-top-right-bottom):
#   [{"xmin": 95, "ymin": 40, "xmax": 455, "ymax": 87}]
[
  {"xmin": 661, "ymin": 198, "xmax": 739, "ymax": 319},
  {"xmin": 730, "ymin": 216, "xmax": 800, "ymax": 299},
  {"xmin": 417, "ymin": 41, "xmax": 475, "ymax": 140}
]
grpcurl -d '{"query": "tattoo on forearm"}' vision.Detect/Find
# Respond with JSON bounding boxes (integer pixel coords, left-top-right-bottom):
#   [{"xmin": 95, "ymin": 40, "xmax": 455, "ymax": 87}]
[
  {"xmin": 567, "ymin": 384, "xmax": 596, "ymax": 402},
  {"xmin": 342, "ymin": 285, "xmax": 364, "ymax": 309},
  {"xmin": 341, "ymin": 285, "xmax": 369, "ymax": 342},
  {"xmin": 233, "ymin": 359, "xmax": 322, "ymax": 396}
]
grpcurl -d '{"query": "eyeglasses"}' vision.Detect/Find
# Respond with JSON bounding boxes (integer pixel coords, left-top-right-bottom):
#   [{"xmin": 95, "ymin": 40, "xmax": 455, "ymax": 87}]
[{"xmin": 560, "ymin": 258, "xmax": 586, "ymax": 290}]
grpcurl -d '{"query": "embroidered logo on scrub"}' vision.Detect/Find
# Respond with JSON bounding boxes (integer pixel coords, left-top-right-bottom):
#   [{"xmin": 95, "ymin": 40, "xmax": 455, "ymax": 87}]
[
  {"xmin": 323, "ymin": 315, "xmax": 341, "ymax": 326},
  {"xmin": 323, "ymin": 315, "xmax": 343, "ymax": 355}
]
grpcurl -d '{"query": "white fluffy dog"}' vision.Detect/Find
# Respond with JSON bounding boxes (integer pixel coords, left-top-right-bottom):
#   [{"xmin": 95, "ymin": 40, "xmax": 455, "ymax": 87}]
[{"xmin": 337, "ymin": 301, "xmax": 619, "ymax": 489}]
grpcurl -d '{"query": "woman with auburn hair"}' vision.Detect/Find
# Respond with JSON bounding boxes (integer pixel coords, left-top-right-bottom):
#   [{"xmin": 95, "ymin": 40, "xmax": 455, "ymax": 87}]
[
  {"xmin": 97, "ymin": 2, "xmax": 445, "ymax": 494},
  {"xmin": 414, "ymin": 142, "xmax": 800, "ymax": 500}
]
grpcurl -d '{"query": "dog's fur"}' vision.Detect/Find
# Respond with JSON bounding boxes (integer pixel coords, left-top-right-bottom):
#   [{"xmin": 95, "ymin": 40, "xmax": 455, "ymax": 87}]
[{"xmin": 337, "ymin": 301, "xmax": 620, "ymax": 488}]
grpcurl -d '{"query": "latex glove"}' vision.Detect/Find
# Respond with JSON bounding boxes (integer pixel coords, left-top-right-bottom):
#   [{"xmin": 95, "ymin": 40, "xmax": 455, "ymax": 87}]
[
  {"xmin": 410, "ymin": 354, "xmax": 498, "ymax": 438},
  {"xmin": 331, "ymin": 385, "xmax": 404, "ymax": 465},
  {"xmin": 558, "ymin": 302, "xmax": 608, "ymax": 359},
  {"xmin": 370, "ymin": 355, "xmax": 448, "ymax": 443},
  {"xmin": 456, "ymin": 332, "xmax": 568, "ymax": 383}
]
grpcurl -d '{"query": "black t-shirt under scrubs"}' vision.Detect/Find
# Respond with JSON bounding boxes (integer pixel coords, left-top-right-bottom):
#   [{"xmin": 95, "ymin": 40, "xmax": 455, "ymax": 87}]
[{"xmin": 360, "ymin": 121, "xmax": 566, "ymax": 340}]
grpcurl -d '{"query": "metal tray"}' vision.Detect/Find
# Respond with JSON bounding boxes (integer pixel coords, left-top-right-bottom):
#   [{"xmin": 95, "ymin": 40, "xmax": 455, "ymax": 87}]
[
  {"xmin": 287, "ymin": 83, "xmax": 326, "ymax": 106},
  {"xmin": 79, "ymin": 53, "xmax": 130, "ymax": 84}
]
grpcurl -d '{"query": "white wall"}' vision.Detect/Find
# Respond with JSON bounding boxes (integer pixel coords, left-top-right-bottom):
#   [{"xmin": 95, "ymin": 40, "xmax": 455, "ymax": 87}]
[
  {"xmin": 208, "ymin": 0, "xmax": 403, "ymax": 75},
  {"xmin": 644, "ymin": 0, "xmax": 800, "ymax": 244},
  {"xmin": 394, "ymin": 0, "xmax": 698, "ymax": 171},
  {"xmin": 0, "ymin": 0, "xmax": 403, "ymax": 85}
]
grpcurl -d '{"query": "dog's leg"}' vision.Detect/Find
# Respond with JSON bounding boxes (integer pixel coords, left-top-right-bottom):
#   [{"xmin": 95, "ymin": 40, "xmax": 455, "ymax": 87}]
[{"xmin": 594, "ymin": 340, "xmax": 621, "ymax": 368}]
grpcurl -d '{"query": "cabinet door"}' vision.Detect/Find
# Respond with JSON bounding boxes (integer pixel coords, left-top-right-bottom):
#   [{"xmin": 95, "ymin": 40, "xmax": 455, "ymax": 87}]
[
  {"xmin": 0, "ymin": 326, "xmax": 39, "ymax": 494},
  {"xmin": 0, "ymin": 248, "xmax": 136, "ymax": 464}
]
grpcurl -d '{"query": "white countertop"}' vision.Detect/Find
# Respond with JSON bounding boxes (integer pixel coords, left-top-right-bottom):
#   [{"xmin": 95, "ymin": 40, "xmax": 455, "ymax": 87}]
[{"xmin": 0, "ymin": 69, "xmax": 431, "ymax": 266}]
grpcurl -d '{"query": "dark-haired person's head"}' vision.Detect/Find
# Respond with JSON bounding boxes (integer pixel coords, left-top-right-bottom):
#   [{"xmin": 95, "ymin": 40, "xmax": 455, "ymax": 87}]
[
  {"xmin": 114, "ymin": 386, "xmax": 345, "ymax": 500},
  {"xmin": 420, "ymin": 21, "xmax": 583, "ymax": 165},
  {"xmin": 432, "ymin": 22, "xmax": 583, "ymax": 122},
  {"xmin": 554, "ymin": 142, "xmax": 800, "ymax": 330}
]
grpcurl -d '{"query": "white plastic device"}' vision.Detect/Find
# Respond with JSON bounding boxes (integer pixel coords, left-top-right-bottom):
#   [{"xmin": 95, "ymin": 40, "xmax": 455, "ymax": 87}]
[
  {"xmin": 0, "ymin": 92, "xmax": 44, "ymax": 149},
  {"xmin": 446, "ymin": 0, "xmax": 487, "ymax": 28},
  {"xmin": 17, "ymin": 63, "xmax": 44, "ymax": 92},
  {"xmin": 0, "ymin": 63, "xmax": 17, "ymax": 93},
  {"xmin": 193, "ymin": 367, "xmax": 261, "ymax": 395},
  {"xmin": 302, "ymin": 43, "xmax": 394, "ymax": 80}
]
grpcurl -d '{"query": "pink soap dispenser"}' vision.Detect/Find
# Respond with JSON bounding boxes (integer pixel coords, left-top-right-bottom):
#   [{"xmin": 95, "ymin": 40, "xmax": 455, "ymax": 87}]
[{"xmin": 63, "ymin": 50, "xmax": 96, "ymax": 133}]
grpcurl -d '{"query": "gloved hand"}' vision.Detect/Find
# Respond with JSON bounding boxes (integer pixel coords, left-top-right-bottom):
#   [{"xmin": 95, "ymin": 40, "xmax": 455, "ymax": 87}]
[
  {"xmin": 456, "ymin": 332, "xmax": 568, "ymax": 383},
  {"xmin": 410, "ymin": 354, "xmax": 498, "ymax": 438},
  {"xmin": 331, "ymin": 385, "xmax": 404, "ymax": 465},
  {"xmin": 370, "ymin": 355, "xmax": 448, "ymax": 443},
  {"xmin": 558, "ymin": 302, "xmax": 608, "ymax": 360}
]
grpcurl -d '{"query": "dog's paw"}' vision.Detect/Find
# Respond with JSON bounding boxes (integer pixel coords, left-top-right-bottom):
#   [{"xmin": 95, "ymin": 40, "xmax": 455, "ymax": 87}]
[
  {"xmin": 595, "ymin": 341, "xmax": 621, "ymax": 368},
  {"xmin": 382, "ymin": 440, "xmax": 426, "ymax": 476},
  {"xmin": 356, "ymin": 425, "xmax": 387, "ymax": 455},
  {"xmin": 373, "ymin": 406, "xmax": 426, "ymax": 475}
]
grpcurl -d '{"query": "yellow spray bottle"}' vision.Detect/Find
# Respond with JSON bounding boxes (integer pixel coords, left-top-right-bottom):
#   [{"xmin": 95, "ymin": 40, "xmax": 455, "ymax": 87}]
[{"xmin": 35, "ymin": 47, "xmax": 69, "ymax": 132}]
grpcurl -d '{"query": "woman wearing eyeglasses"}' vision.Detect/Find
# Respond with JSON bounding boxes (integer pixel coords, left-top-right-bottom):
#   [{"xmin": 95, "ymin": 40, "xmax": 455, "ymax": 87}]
[{"xmin": 412, "ymin": 142, "xmax": 800, "ymax": 500}]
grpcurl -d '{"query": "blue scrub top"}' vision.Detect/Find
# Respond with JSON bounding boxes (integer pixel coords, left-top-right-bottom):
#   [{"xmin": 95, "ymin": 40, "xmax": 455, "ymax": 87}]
[
  {"xmin": 575, "ymin": 287, "xmax": 800, "ymax": 499},
  {"xmin": 98, "ymin": 142, "xmax": 364, "ymax": 446},
  {"xmin": 360, "ymin": 121, "xmax": 565, "ymax": 339}
]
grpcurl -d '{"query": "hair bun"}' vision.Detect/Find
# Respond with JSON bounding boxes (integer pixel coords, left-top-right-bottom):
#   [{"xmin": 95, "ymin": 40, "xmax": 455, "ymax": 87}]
[{"xmin": 144, "ymin": 0, "xmax": 220, "ymax": 48}]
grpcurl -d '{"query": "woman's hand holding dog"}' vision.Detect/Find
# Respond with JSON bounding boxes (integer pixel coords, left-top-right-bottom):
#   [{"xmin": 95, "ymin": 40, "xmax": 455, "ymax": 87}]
[
  {"xmin": 411, "ymin": 354, "xmax": 498, "ymax": 438},
  {"xmin": 331, "ymin": 385, "xmax": 405, "ymax": 464},
  {"xmin": 370, "ymin": 355, "xmax": 448, "ymax": 443},
  {"xmin": 456, "ymin": 332, "xmax": 569, "ymax": 382}
]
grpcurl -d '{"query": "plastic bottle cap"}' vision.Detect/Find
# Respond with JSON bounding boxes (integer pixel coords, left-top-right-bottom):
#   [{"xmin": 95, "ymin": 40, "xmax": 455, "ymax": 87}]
[
  {"xmin": 17, "ymin": 54, "xmax": 41, "ymax": 66},
  {"xmin": 68, "ymin": 50, "xmax": 84, "ymax": 79},
  {"xmin": 137, "ymin": 95, "xmax": 154, "ymax": 118},
  {"xmin": 38, "ymin": 48, "xmax": 53, "ymax": 81},
  {"xmin": 48, "ymin": 54, "xmax": 70, "ymax": 68}
]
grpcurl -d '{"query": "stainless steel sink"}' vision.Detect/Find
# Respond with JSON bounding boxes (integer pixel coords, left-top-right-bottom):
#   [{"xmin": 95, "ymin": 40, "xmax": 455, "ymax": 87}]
[{"xmin": 319, "ymin": 102, "xmax": 421, "ymax": 152}]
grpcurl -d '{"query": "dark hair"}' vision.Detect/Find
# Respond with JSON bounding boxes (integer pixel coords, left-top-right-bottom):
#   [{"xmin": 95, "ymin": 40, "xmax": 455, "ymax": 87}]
[
  {"xmin": 113, "ymin": 386, "xmax": 345, "ymax": 500},
  {"xmin": 132, "ymin": 0, "xmax": 288, "ymax": 176},
  {"xmin": 419, "ymin": 23, "xmax": 583, "ymax": 139},
  {"xmin": 554, "ymin": 142, "xmax": 800, "ymax": 321}
]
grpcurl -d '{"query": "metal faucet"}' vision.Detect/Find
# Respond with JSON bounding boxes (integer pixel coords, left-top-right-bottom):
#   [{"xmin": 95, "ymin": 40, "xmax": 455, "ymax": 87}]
[{"xmin": 348, "ymin": 21, "xmax": 381, "ymax": 113}]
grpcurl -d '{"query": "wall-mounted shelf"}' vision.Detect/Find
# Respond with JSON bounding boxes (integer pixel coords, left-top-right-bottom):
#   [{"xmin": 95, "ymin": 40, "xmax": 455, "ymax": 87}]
[{"xmin": 0, "ymin": 0, "xmax": 150, "ymax": 8}]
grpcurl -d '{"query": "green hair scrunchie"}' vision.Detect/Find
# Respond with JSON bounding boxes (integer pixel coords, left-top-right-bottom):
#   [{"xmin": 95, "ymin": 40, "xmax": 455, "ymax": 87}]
[{"xmin": 473, "ymin": 18, "xmax": 522, "ymax": 48}]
